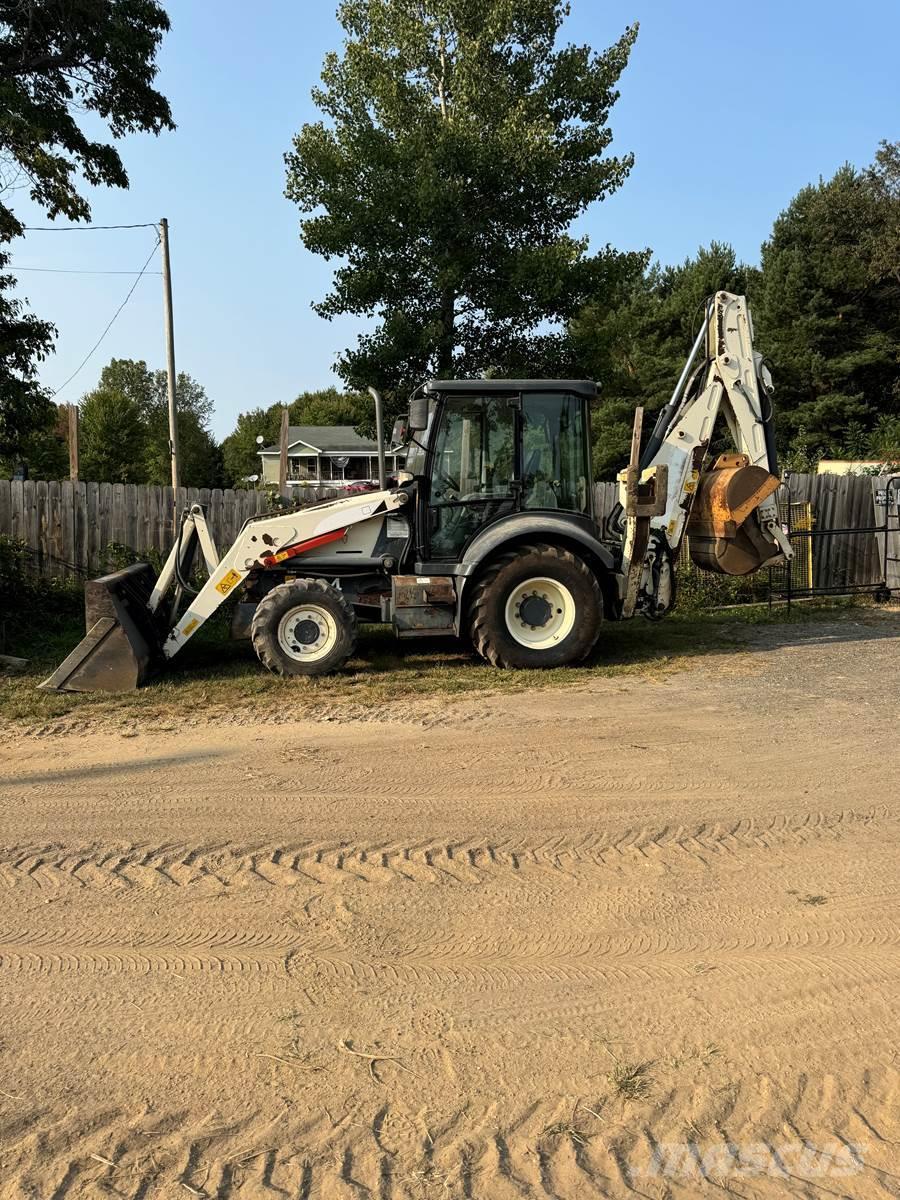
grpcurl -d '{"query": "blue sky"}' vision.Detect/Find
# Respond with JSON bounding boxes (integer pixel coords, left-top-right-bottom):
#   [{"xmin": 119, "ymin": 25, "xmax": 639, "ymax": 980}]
[{"xmin": 10, "ymin": 0, "xmax": 900, "ymax": 439}]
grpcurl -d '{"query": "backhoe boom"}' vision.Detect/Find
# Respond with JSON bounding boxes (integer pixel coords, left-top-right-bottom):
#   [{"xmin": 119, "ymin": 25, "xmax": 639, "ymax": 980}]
[{"xmin": 618, "ymin": 291, "xmax": 792, "ymax": 617}]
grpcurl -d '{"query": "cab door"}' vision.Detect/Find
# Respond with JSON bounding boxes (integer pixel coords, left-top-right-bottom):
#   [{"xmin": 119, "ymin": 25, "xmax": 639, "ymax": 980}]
[{"xmin": 425, "ymin": 394, "xmax": 519, "ymax": 560}]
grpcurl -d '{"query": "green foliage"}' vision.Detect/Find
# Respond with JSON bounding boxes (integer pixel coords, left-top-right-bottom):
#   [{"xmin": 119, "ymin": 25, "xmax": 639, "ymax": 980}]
[
  {"xmin": 0, "ymin": 252, "xmax": 56, "ymax": 461},
  {"xmin": 869, "ymin": 414, "xmax": 900, "ymax": 463},
  {"xmin": 77, "ymin": 358, "xmax": 221, "ymax": 486},
  {"xmin": 79, "ymin": 386, "xmax": 147, "ymax": 483},
  {"xmin": 220, "ymin": 387, "xmax": 372, "ymax": 485},
  {"xmin": 103, "ymin": 540, "xmax": 164, "ymax": 574},
  {"xmin": 286, "ymin": 0, "xmax": 639, "ymax": 410},
  {"xmin": 0, "ymin": 1, "xmax": 174, "ymax": 232},
  {"xmin": 754, "ymin": 141, "xmax": 900, "ymax": 459},
  {"xmin": 0, "ymin": 0, "xmax": 174, "ymax": 460},
  {"xmin": 573, "ymin": 243, "xmax": 753, "ymax": 478},
  {"xmin": 674, "ymin": 559, "xmax": 768, "ymax": 614},
  {"xmin": 291, "ymin": 387, "xmax": 371, "ymax": 427},
  {"xmin": 141, "ymin": 368, "xmax": 222, "ymax": 487},
  {"xmin": 0, "ymin": 535, "xmax": 30, "ymax": 617},
  {"xmin": 578, "ymin": 144, "xmax": 898, "ymax": 476},
  {"xmin": 221, "ymin": 406, "xmax": 275, "ymax": 487},
  {"xmin": 0, "ymin": 396, "xmax": 70, "ymax": 480},
  {"xmin": 0, "ymin": 535, "xmax": 82, "ymax": 637}
]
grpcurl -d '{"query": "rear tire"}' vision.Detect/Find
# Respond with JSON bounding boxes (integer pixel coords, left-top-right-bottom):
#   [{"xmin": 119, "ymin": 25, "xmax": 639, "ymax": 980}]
[
  {"xmin": 469, "ymin": 543, "xmax": 602, "ymax": 669},
  {"xmin": 251, "ymin": 578, "xmax": 357, "ymax": 677}
]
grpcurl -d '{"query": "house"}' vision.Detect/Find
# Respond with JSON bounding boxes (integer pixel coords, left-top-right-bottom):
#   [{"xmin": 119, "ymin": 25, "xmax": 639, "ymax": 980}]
[{"xmin": 258, "ymin": 426, "xmax": 404, "ymax": 487}]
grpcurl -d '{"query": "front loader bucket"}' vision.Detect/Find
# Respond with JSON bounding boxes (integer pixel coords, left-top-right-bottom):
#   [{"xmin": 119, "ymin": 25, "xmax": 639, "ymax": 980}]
[
  {"xmin": 40, "ymin": 562, "xmax": 161, "ymax": 693},
  {"xmin": 687, "ymin": 455, "xmax": 782, "ymax": 576}
]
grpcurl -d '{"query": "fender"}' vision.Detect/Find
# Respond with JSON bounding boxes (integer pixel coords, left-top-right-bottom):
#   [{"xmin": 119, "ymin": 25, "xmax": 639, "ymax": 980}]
[{"xmin": 452, "ymin": 512, "xmax": 617, "ymax": 625}]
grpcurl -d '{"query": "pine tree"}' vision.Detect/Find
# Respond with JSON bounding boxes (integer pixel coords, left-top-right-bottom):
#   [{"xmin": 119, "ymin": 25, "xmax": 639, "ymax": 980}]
[
  {"xmin": 755, "ymin": 143, "xmax": 900, "ymax": 460},
  {"xmin": 572, "ymin": 243, "xmax": 753, "ymax": 478}
]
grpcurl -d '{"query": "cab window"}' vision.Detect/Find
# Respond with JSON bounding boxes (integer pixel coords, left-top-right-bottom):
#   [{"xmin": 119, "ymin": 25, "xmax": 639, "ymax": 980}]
[
  {"xmin": 427, "ymin": 395, "xmax": 517, "ymax": 558},
  {"xmin": 430, "ymin": 396, "xmax": 515, "ymax": 504},
  {"xmin": 522, "ymin": 392, "xmax": 589, "ymax": 512}
]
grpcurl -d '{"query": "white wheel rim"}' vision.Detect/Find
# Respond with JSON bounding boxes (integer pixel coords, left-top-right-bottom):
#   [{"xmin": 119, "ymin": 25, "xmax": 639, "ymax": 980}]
[
  {"xmin": 277, "ymin": 604, "xmax": 338, "ymax": 663},
  {"xmin": 504, "ymin": 576, "xmax": 576, "ymax": 650}
]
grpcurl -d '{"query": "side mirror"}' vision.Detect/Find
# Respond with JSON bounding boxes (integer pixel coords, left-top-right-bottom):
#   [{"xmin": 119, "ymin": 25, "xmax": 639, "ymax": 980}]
[
  {"xmin": 408, "ymin": 395, "xmax": 429, "ymax": 432},
  {"xmin": 390, "ymin": 417, "xmax": 408, "ymax": 447}
]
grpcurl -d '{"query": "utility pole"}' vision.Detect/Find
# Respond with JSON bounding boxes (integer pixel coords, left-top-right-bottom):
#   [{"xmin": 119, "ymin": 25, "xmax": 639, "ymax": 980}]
[
  {"xmin": 159, "ymin": 218, "xmax": 180, "ymax": 524},
  {"xmin": 67, "ymin": 404, "xmax": 79, "ymax": 480},
  {"xmin": 278, "ymin": 406, "xmax": 290, "ymax": 503}
]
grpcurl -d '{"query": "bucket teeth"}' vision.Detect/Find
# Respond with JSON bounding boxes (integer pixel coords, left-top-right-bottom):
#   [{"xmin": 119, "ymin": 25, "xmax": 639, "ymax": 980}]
[{"xmin": 41, "ymin": 562, "xmax": 160, "ymax": 693}]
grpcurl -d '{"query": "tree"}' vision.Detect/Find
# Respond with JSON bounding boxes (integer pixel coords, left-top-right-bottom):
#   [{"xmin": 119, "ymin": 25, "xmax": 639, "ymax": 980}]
[
  {"xmin": 285, "ymin": 0, "xmax": 638, "ymax": 408},
  {"xmin": 221, "ymin": 387, "xmax": 372, "ymax": 486},
  {"xmin": 0, "ymin": 257, "xmax": 55, "ymax": 462},
  {"xmin": 755, "ymin": 142, "xmax": 900, "ymax": 461},
  {"xmin": 572, "ymin": 242, "xmax": 753, "ymax": 478},
  {"xmin": 79, "ymin": 386, "xmax": 147, "ymax": 483},
  {"xmin": 77, "ymin": 358, "xmax": 221, "ymax": 486},
  {"xmin": 0, "ymin": 0, "xmax": 174, "ymax": 458},
  {"xmin": 142, "ymin": 369, "xmax": 221, "ymax": 487},
  {"xmin": 221, "ymin": 406, "xmax": 278, "ymax": 487},
  {"xmin": 290, "ymin": 386, "xmax": 371, "ymax": 428}
]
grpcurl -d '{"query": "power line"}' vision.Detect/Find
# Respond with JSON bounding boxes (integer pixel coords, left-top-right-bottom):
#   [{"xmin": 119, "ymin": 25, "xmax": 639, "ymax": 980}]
[
  {"xmin": 15, "ymin": 266, "xmax": 163, "ymax": 275},
  {"xmin": 22, "ymin": 221, "xmax": 158, "ymax": 232},
  {"xmin": 51, "ymin": 237, "xmax": 161, "ymax": 397}
]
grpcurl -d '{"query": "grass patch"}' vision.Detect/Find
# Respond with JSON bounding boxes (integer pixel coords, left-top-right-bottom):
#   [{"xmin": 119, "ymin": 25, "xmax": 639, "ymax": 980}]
[
  {"xmin": 541, "ymin": 1100, "xmax": 604, "ymax": 1149},
  {"xmin": 607, "ymin": 1060, "xmax": 654, "ymax": 1102},
  {"xmin": 0, "ymin": 594, "xmax": 873, "ymax": 727}
]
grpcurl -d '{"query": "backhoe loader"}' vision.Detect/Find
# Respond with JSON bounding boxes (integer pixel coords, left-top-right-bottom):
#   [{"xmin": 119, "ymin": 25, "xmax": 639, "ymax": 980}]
[{"xmin": 43, "ymin": 291, "xmax": 792, "ymax": 692}]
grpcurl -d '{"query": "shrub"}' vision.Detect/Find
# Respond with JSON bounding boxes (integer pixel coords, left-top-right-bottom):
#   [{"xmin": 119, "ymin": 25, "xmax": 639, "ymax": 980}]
[
  {"xmin": 0, "ymin": 535, "xmax": 30, "ymax": 616},
  {"xmin": 0, "ymin": 535, "xmax": 85, "ymax": 644}
]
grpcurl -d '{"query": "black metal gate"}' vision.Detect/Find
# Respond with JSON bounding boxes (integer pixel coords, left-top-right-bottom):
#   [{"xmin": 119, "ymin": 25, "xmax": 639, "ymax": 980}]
[{"xmin": 771, "ymin": 475, "xmax": 900, "ymax": 610}]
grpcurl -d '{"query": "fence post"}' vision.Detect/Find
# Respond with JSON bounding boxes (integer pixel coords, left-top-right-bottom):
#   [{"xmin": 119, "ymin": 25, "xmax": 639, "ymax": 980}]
[
  {"xmin": 67, "ymin": 404, "xmax": 79, "ymax": 481},
  {"xmin": 278, "ymin": 407, "xmax": 290, "ymax": 503}
]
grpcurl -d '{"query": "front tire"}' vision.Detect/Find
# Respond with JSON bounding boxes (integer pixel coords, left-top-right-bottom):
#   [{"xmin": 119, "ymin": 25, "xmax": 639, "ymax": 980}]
[
  {"xmin": 469, "ymin": 543, "xmax": 602, "ymax": 668},
  {"xmin": 251, "ymin": 578, "xmax": 357, "ymax": 677}
]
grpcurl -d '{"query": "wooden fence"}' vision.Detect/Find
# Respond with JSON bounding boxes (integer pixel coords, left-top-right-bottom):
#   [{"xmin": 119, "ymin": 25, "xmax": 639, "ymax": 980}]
[
  {"xmin": 0, "ymin": 481, "xmax": 345, "ymax": 578},
  {"xmin": 0, "ymin": 473, "xmax": 897, "ymax": 592}
]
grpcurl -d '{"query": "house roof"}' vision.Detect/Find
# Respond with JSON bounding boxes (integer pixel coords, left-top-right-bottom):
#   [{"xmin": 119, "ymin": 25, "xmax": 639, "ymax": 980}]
[{"xmin": 259, "ymin": 425, "xmax": 385, "ymax": 455}]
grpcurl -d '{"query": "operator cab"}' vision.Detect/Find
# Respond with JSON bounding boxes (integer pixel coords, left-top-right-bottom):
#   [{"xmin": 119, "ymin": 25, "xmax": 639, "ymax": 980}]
[{"xmin": 398, "ymin": 379, "xmax": 597, "ymax": 564}]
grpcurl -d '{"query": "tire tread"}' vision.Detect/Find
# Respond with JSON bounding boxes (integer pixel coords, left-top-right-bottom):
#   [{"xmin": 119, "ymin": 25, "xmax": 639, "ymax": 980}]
[
  {"xmin": 469, "ymin": 542, "xmax": 602, "ymax": 669},
  {"xmin": 251, "ymin": 577, "xmax": 358, "ymax": 676}
]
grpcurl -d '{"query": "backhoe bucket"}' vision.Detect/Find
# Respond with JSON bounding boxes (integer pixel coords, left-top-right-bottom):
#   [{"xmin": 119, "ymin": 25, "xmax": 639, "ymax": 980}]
[
  {"xmin": 687, "ymin": 454, "xmax": 781, "ymax": 576},
  {"xmin": 40, "ymin": 563, "xmax": 161, "ymax": 693}
]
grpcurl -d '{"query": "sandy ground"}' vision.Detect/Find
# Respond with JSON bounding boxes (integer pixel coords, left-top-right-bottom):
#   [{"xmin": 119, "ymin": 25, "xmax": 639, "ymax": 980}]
[{"xmin": 1, "ymin": 611, "xmax": 899, "ymax": 1199}]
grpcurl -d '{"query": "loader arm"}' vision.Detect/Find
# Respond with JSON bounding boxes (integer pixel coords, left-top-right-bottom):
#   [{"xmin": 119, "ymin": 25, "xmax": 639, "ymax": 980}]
[
  {"xmin": 41, "ymin": 489, "xmax": 409, "ymax": 693},
  {"xmin": 619, "ymin": 291, "xmax": 792, "ymax": 617},
  {"xmin": 161, "ymin": 489, "xmax": 409, "ymax": 659}
]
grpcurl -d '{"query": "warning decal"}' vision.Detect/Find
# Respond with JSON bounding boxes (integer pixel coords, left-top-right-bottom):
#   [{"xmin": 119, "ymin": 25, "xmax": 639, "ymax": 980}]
[{"xmin": 215, "ymin": 568, "xmax": 243, "ymax": 596}]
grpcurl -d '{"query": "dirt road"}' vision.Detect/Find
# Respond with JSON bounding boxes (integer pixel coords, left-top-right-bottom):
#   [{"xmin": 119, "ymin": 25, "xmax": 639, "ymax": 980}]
[{"xmin": 1, "ymin": 611, "xmax": 899, "ymax": 1198}]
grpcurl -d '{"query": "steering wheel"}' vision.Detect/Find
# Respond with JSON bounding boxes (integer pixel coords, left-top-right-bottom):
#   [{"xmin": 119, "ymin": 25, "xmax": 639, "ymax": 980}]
[{"xmin": 434, "ymin": 469, "xmax": 460, "ymax": 500}]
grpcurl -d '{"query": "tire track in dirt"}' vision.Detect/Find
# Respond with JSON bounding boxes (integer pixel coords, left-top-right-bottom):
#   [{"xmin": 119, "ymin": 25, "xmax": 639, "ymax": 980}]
[
  {"xmin": 0, "ymin": 805, "xmax": 889, "ymax": 892},
  {"xmin": 314, "ymin": 942, "xmax": 900, "ymax": 990},
  {"xmin": 0, "ymin": 924, "xmax": 309, "ymax": 977},
  {"xmin": 4, "ymin": 922, "xmax": 899, "ymax": 983},
  {"xmin": 2, "ymin": 1071, "xmax": 898, "ymax": 1200}
]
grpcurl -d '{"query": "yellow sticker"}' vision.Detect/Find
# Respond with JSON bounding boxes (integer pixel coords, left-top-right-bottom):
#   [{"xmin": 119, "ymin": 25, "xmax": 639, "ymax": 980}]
[
  {"xmin": 215, "ymin": 568, "xmax": 243, "ymax": 596},
  {"xmin": 183, "ymin": 618, "xmax": 199, "ymax": 636}
]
